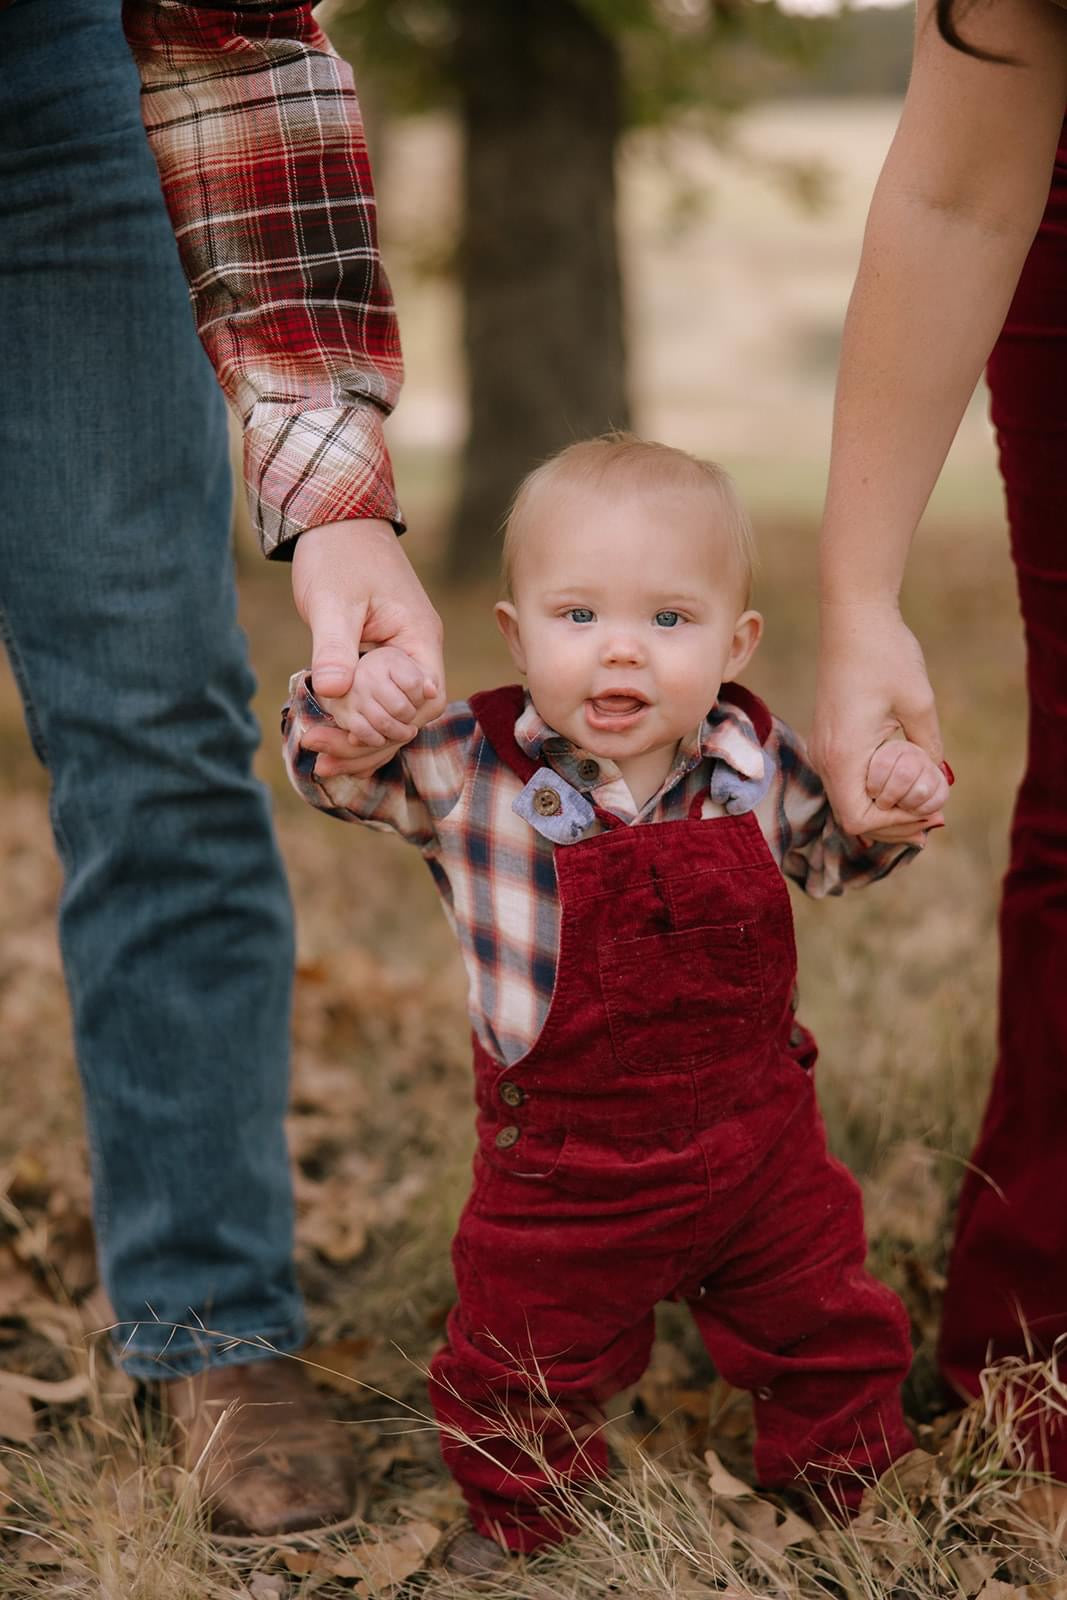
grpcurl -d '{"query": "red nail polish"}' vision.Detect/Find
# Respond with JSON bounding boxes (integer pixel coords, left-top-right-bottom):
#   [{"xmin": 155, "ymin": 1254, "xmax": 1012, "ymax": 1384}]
[{"xmin": 939, "ymin": 760, "xmax": 955, "ymax": 786}]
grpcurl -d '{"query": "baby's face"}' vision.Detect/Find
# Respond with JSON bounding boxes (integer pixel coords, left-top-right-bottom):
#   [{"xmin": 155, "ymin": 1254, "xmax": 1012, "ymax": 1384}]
[{"xmin": 496, "ymin": 483, "xmax": 761, "ymax": 763}]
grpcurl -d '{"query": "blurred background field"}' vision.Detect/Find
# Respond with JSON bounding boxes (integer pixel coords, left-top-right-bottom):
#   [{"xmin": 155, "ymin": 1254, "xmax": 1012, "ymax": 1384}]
[{"xmin": 0, "ymin": 12, "xmax": 1035, "ymax": 1596}]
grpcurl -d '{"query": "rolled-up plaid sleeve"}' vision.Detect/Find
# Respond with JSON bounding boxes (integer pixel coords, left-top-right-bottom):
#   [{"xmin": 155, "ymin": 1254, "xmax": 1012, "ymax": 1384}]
[
  {"xmin": 122, "ymin": 0, "xmax": 403, "ymax": 556},
  {"xmin": 758, "ymin": 717, "xmax": 918, "ymax": 899}
]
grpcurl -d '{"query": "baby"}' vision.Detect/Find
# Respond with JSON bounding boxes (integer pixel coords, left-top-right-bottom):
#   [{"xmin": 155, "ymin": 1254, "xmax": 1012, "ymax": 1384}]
[{"xmin": 283, "ymin": 436, "xmax": 949, "ymax": 1563}]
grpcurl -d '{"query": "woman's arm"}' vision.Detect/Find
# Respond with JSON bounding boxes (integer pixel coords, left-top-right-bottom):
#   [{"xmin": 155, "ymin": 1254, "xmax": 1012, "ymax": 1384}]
[{"xmin": 812, "ymin": 0, "xmax": 1067, "ymax": 836}]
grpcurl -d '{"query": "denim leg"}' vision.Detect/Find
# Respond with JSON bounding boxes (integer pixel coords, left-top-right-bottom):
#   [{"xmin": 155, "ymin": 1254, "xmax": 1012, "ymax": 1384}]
[{"xmin": 0, "ymin": 0, "xmax": 305, "ymax": 1375}]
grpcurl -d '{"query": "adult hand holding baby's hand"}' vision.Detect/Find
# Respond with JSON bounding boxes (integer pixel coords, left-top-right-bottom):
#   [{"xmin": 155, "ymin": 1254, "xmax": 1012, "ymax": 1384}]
[
  {"xmin": 302, "ymin": 647, "xmax": 438, "ymax": 781},
  {"xmin": 813, "ymin": 600, "xmax": 950, "ymax": 846},
  {"xmin": 291, "ymin": 518, "xmax": 446, "ymax": 718}
]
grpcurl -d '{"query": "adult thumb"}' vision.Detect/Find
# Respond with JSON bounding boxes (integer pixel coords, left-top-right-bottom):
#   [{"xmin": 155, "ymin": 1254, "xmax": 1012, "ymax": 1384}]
[
  {"xmin": 308, "ymin": 597, "xmax": 366, "ymax": 700},
  {"xmin": 901, "ymin": 693, "xmax": 945, "ymax": 768}
]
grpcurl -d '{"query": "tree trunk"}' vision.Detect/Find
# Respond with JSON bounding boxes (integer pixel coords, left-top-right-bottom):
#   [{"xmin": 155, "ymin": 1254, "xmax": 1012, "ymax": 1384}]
[{"xmin": 447, "ymin": 0, "xmax": 629, "ymax": 580}]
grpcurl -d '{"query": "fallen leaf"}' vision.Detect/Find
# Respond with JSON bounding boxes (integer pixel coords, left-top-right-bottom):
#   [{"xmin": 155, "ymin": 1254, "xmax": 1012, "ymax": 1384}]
[
  {"xmin": 0, "ymin": 1251, "xmax": 38, "ymax": 1319},
  {"xmin": 304, "ymin": 1337, "xmax": 375, "ymax": 1394},
  {"xmin": 351, "ymin": 1521, "xmax": 440, "ymax": 1592},
  {"xmin": 740, "ymin": 1497, "xmax": 817, "ymax": 1554},
  {"xmin": 948, "ymin": 1546, "xmax": 997, "ymax": 1596},
  {"xmin": 705, "ymin": 1447, "xmax": 754, "ymax": 1500},
  {"xmin": 3, "ymin": 1150, "xmax": 50, "ymax": 1204},
  {"xmin": 860, "ymin": 1446, "xmax": 942, "ymax": 1517},
  {"xmin": 248, "ymin": 1575, "xmax": 289, "ymax": 1600},
  {"xmin": 281, "ymin": 1521, "xmax": 440, "ymax": 1593},
  {"xmin": 48, "ymin": 1210, "xmax": 98, "ymax": 1299},
  {"xmin": 0, "ymin": 1387, "xmax": 36, "ymax": 1441},
  {"xmin": 975, "ymin": 1584, "xmax": 1026, "ymax": 1600},
  {"xmin": 296, "ymin": 959, "xmax": 330, "ymax": 986},
  {"xmin": 281, "ymin": 1551, "xmax": 339, "ymax": 1577},
  {"xmin": 365, "ymin": 1434, "xmax": 419, "ymax": 1475},
  {"xmin": 1013, "ymin": 1484, "xmax": 1067, "ymax": 1535},
  {"xmin": 0, "ymin": 1369, "xmax": 90, "ymax": 1404},
  {"xmin": 703, "ymin": 1448, "xmax": 816, "ymax": 1555}
]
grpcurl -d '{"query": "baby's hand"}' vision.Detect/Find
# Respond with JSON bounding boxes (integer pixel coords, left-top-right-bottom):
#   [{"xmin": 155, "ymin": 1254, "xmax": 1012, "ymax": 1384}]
[
  {"xmin": 861, "ymin": 740, "xmax": 951, "ymax": 845},
  {"xmin": 303, "ymin": 647, "xmax": 438, "ymax": 781},
  {"xmin": 323, "ymin": 645, "xmax": 438, "ymax": 747}
]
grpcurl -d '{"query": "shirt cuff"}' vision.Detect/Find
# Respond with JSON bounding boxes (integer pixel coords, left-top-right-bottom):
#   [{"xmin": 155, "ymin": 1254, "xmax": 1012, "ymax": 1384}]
[{"xmin": 252, "ymin": 409, "xmax": 405, "ymax": 558}]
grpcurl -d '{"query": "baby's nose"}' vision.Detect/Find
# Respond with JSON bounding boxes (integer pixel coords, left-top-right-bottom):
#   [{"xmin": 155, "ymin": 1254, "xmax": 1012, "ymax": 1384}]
[{"xmin": 601, "ymin": 632, "xmax": 644, "ymax": 665}]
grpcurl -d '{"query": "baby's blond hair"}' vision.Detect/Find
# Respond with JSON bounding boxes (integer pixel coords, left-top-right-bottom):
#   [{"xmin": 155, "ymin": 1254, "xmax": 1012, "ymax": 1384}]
[{"xmin": 501, "ymin": 433, "xmax": 755, "ymax": 604}]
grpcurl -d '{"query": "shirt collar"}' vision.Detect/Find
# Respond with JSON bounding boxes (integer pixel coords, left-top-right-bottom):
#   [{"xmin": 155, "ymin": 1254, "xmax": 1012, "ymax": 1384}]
[{"xmin": 513, "ymin": 691, "xmax": 766, "ymax": 796}]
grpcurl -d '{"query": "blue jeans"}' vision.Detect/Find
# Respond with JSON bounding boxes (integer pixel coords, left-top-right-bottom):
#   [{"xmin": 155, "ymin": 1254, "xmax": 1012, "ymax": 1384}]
[{"xmin": 0, "ymin": 0, "xmax": 305, "ymax": 1376}]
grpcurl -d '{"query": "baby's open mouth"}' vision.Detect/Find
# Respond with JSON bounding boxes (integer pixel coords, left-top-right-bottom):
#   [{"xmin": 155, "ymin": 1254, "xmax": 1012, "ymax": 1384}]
[
  {"xmin": 588, "ymin": 694, "xmax": 647, "ymax": 717},
  {"xmin": 591, "ymin": 694, "xmax": 643, "ymax": 713}
]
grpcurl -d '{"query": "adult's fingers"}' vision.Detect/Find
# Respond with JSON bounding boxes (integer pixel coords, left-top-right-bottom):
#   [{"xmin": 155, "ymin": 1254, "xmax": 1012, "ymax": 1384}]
[
  {"xmin": 307, "ymin": 590, "xmax": 367, "ymax": 702},
  {"xmin": 299, "ymin": 722, "xmax": 377, "ymax": 757},
  {"xmin": 819, "ymin": 749, "xmax": 885, "ymax": 838},
  {"xmin": 861, "ymin": 813, "xmax": 944, "ymax": 846},
  {"xmin": 835, "ymin": 775, "xmax": 947, "ymax": 839},
  {"xmin": 314, "ymin": 742, "xmax": 405, "ymax": 780},
  {"xmin": 897, "ymin": 689, "xmax": 945, "ymax": 768}
]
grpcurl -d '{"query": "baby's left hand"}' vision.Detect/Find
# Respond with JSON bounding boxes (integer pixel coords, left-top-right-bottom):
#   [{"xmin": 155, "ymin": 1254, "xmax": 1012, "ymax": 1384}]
[
  {"xmin": 861, "ymin": 740, "xmax": 951, "ymax": 846},
  {"xmin": 302, "ymin": 646, "xmax": 439, "ymax": 781}
]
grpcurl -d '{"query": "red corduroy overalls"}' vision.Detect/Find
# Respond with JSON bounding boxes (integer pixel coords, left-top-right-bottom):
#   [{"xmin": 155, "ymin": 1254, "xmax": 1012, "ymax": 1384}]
[{"xmin": 430, "ymin": 685, "xmax": 913, "ymax": 1552}]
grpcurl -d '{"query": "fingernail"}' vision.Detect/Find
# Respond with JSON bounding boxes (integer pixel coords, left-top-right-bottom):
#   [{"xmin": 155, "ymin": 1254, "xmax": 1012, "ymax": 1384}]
[
  {"xmin": 924, "ymin": 820, "xmax": 946, "ymax": 833},
  {"xmin": 939, "ymin": 760, "xmax": 955, "ymax": 786},
  {"xmin": 858, "ymin": 836, "xmax": 873, "ymax": 849}
]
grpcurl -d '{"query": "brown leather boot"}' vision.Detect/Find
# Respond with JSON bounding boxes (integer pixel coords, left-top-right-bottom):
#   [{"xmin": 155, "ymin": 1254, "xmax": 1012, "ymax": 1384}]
[{"xmin": 159, "ymin": 1358, "xmax": 358, "ymax": 1537}]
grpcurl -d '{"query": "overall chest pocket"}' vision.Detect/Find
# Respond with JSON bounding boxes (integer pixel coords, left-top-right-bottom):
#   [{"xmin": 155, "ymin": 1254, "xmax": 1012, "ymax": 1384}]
[{"xmin": 598, "ymin": 921, "xmax": 763, "ymax": 1073}]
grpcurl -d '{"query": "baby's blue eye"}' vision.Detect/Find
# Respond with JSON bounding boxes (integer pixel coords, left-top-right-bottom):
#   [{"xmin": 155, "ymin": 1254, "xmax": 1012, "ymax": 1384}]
[
  {"xmin": 654, "ymin": 610, "xmax": 681, "ymax": 628},
  {"xmin": 566, "ymin": 607, "xmax": 595, "ymax": 624}
]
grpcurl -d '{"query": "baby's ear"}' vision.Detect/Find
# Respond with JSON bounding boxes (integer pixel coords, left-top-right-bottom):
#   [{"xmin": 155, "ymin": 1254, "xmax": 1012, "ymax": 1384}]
[
  {"xmin": 722, "ymin": 610, "xmax": 763, "ymax": 683},
  {"xmin": 494, "ymin": 602, "xmax": 527, "ymax": 674}
]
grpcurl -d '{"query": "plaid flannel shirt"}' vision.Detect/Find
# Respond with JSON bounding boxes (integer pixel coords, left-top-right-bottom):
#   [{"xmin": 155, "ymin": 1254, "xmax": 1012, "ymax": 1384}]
[
  {"xmin": 282, "ymin": 674, "xmax": 915, "ymax": 1066},
  {"xmin": 120, "ymin": 0, "xmax": 403, "ymax": 555}
]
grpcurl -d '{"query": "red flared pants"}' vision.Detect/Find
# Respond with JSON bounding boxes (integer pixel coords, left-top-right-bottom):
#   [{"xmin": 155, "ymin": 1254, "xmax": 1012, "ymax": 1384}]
[
  {"xmin": 430, "ymin": 688, "xmax": 912, "ymax": 1552},
  {"xmin": 939, "ymin": 119, "xmax": 1067, "ymax": 1458}
]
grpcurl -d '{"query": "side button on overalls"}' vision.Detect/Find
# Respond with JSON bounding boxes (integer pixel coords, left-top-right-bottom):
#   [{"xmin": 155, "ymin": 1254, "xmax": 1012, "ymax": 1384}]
[{"xmin": 429, "ymin": 685, "xmax": 913, "ymax": 1553}]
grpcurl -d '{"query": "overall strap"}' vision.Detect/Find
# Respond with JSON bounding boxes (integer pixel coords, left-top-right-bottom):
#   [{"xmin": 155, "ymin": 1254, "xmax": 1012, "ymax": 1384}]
[
  {"xmin": 469, "ymin": 685, "xmax": 539, "ymax": 783},
  {"xmin": 718, "ymin": 681, "xmax": 773, "ymax": 745}
]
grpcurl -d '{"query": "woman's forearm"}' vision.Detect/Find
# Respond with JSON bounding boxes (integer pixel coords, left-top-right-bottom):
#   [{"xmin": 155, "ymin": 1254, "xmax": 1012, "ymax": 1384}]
[
  {"xmin": 820, "ymin": 0, "xmax": 1067, "ymax": 610},
  {"xmin": 820, "ymin": 186, "xmax": 1044, "ymax": 607}
]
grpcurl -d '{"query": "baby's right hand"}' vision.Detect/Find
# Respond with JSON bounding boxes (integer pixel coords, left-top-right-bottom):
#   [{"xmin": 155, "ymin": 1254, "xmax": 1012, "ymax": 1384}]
[
  {"xmin": 305, "ymin": 647, "xmax": 438, "ymax": 780},
  {"xmin": 862, "ymin": 739, "xmax": 951, "ymax": 845}
]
